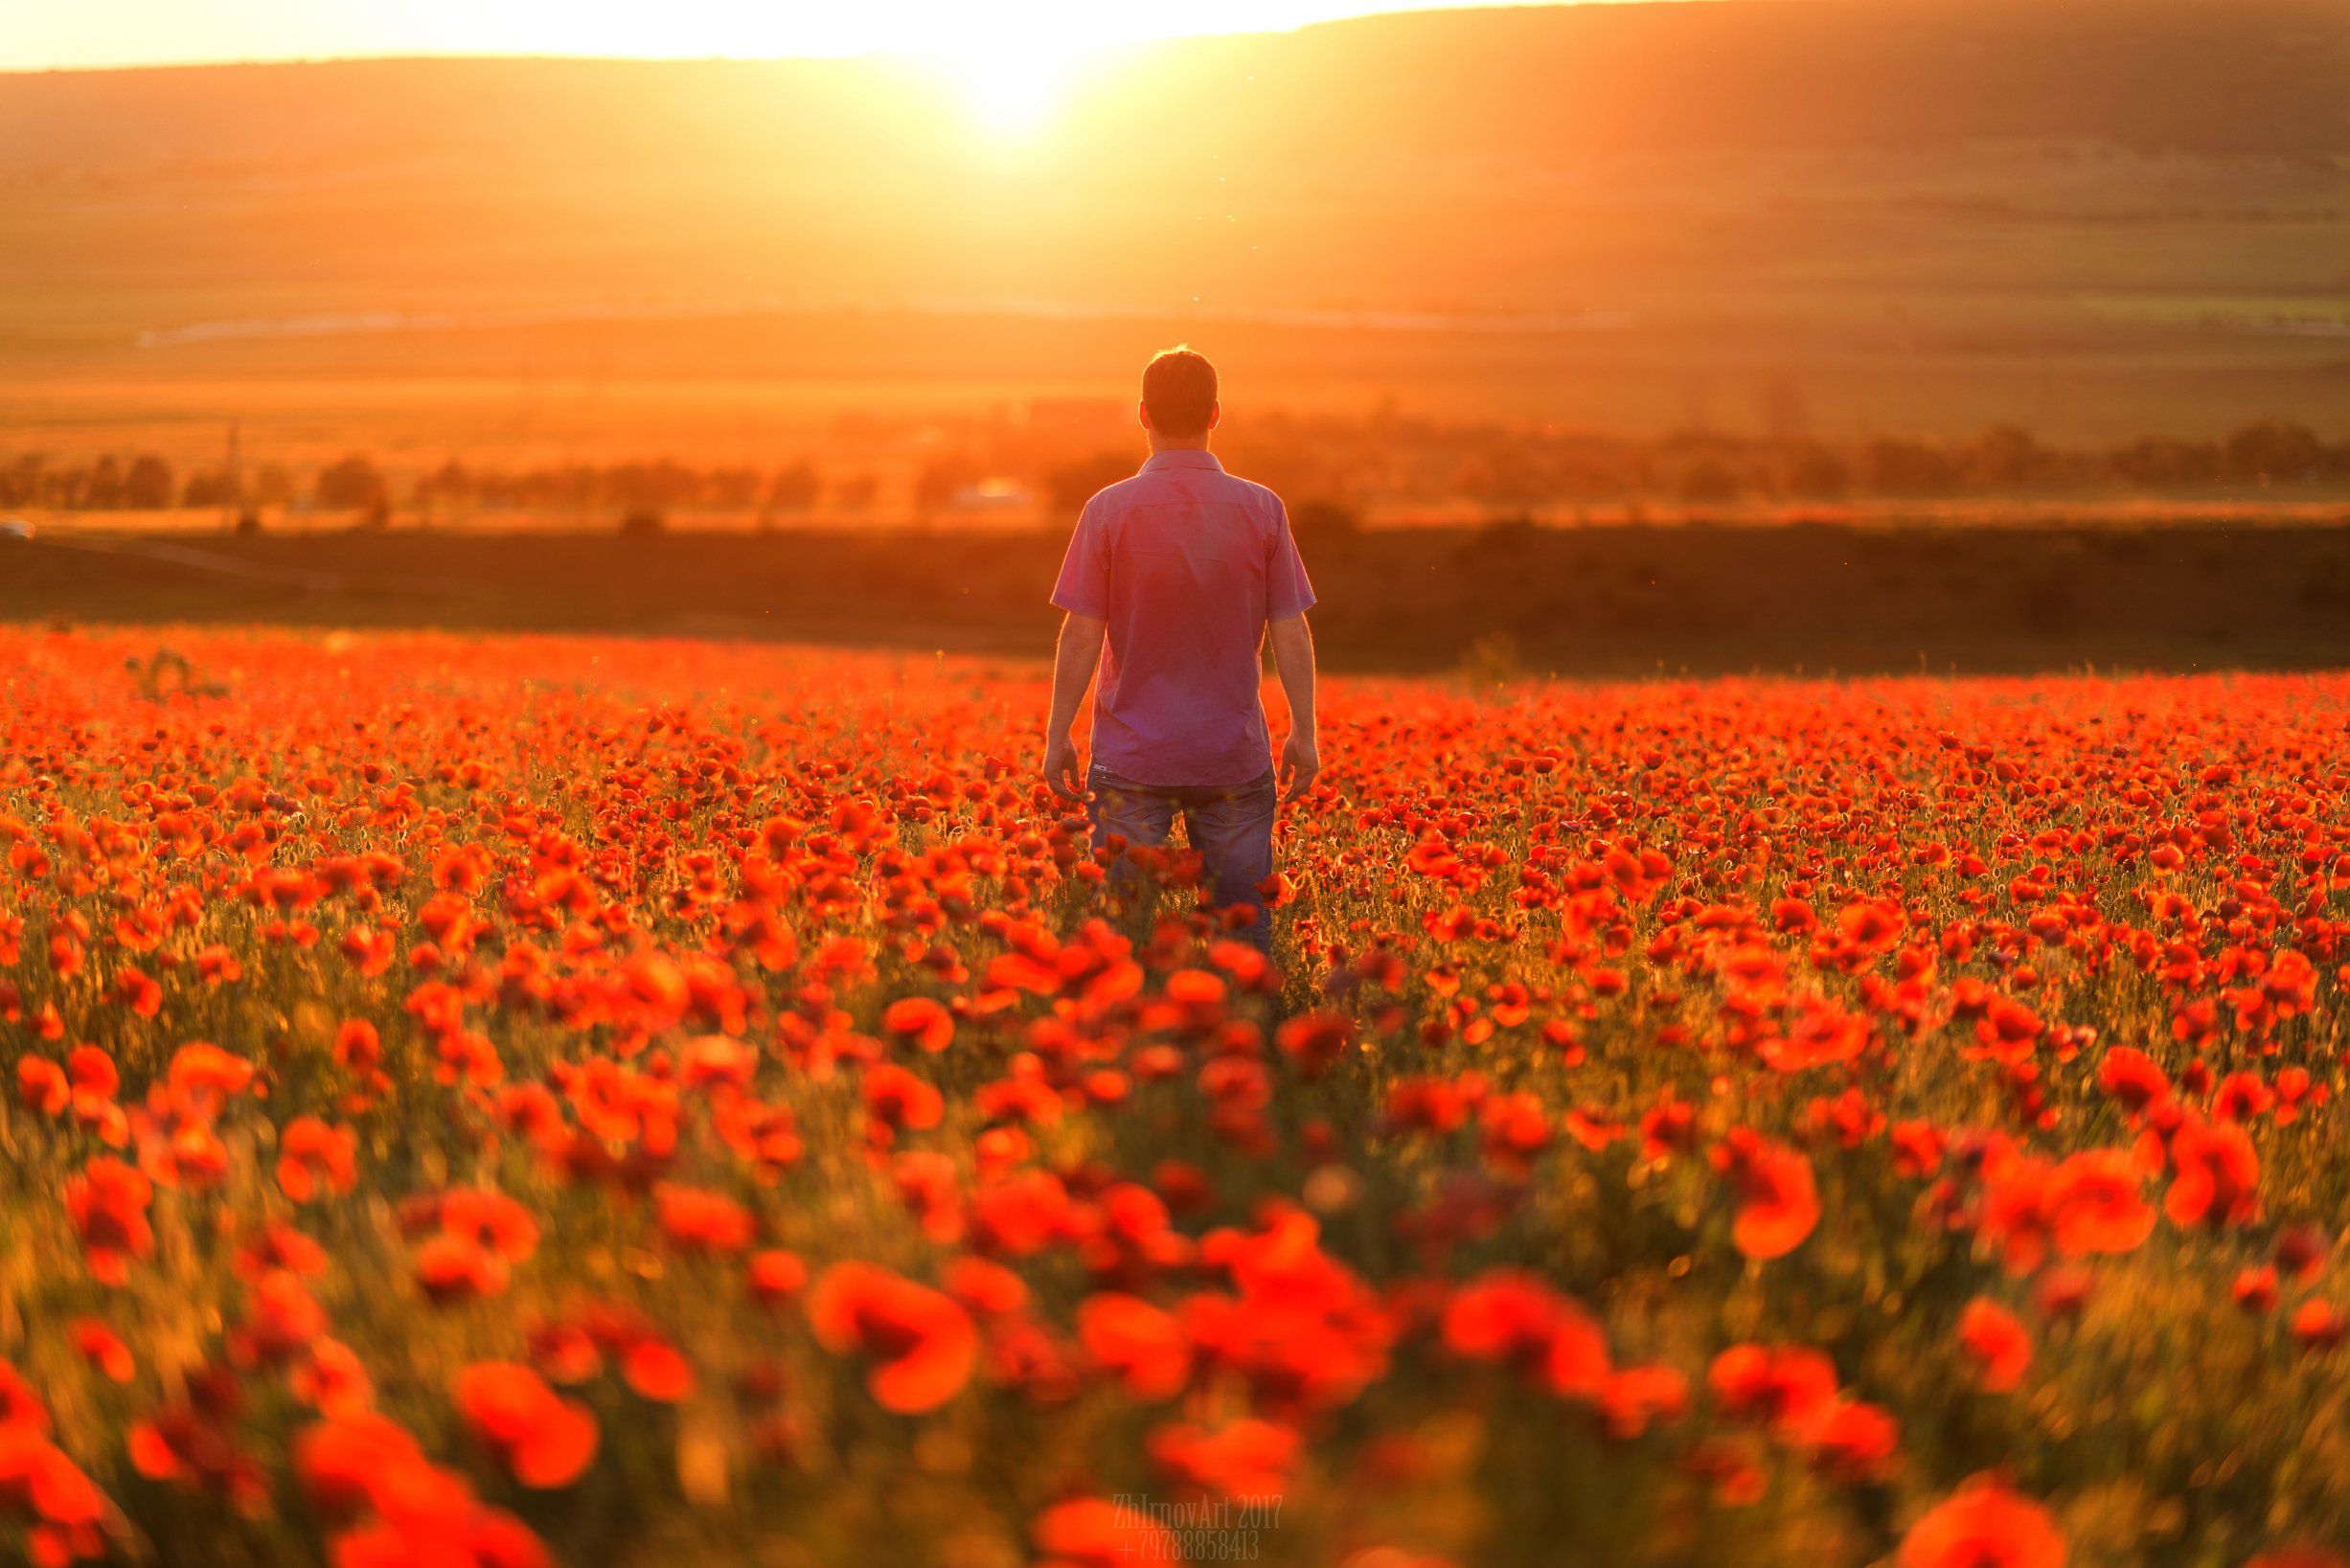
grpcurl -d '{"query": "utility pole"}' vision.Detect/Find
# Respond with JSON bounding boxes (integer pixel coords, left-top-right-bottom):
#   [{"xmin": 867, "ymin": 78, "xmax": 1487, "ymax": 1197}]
[{"xmin": 223, "ymin": 420, "xmax": 243, "ymax": 532}]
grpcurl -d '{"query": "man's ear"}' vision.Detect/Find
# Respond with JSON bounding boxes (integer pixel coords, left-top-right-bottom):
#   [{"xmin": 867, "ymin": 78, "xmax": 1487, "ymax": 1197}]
[
  {"xmin": 1206, "ymin": 401, "xmax": 1221, "ymax": 432},
  {"xmin": 1137, "ymin": 399, "xmax": 1153, "ymax": 432}
]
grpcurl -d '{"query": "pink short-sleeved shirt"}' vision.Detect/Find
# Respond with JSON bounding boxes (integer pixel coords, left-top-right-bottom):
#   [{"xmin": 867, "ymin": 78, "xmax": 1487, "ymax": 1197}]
[{"xmin": 1050, "ymin": 449, "xmax": 1315, "ymax": 788}]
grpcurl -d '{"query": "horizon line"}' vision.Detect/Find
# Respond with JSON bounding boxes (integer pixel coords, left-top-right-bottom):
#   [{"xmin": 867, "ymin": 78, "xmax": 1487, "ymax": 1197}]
[{"xmin": 0, "ymin": 1, "xmax": 1707, "ymax": 78}]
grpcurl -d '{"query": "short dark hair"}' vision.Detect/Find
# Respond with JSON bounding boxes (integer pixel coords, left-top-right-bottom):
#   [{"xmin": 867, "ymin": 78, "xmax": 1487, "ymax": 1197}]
[{"xmin": 1142, "ymin": 347, "xmax": 1217, "ymax": 438}]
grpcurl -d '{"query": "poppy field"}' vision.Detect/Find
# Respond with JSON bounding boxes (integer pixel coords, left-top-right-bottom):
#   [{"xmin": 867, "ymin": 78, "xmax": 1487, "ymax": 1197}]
[{"xmin": 3, "ymin": 625, "xmax": 2349, "ymax": 1568}]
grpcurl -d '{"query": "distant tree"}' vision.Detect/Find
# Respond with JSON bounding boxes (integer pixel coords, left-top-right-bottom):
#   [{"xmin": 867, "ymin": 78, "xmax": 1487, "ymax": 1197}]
[
  {"xmin": 1457, "ymin": 448, "xmax": 1546, "ymax": 508},
  {"xmin": 1782, "ymin": 443, "xmax": 1850, "ymax": 500},
  {"xmin": 2108, "ymin": 437, "xmax": 2220, "ymax": 489},
  {"xmin": 766, "ymin": 461, "xmax": 821, "ymax": 512},
  {"xmin": 0, "ymin": 455, "xmax": 37, "ymax": 510},
  {"xmin": 1965, "ymin": 425, "xmax": 2051, "ymax": 490},
  {"xmin": 914, "ymin": 453, "xmax": 982, "ymax": 518},
  {"xmin": 2225, "ymin": 420, "xmax": 2323, "ymax": 485},
  {"xmin": 834, "ymin": 474, "xmax": 878, "ymax": 512},
  {"xmin": 1546, "ymin": 443, "xmax": 1641, "ymax": 501},
  {"xmin": 1862, "ymin": 438, "xmax": 1959, "ymax": 496},
  {"xmin": 316, "ymin": 454, "xmax": 389, "ymax": 511},
  {"xmin": 619, "ymin": 507, "xmax": 666, "ymax": 539},
  {"xmin": 709, "ymin": 466, "xmax": 764, "ymax": 509},
  {"xmin": 125, "ymin": 454, "xmax": 176, "ymax": 509},
  {"xmin": 1046, "ymin": 450, "xmax": 1134, "ymax": 515},
  {"xmin": 181, "ymin": 469, "xmax": 235, "ymax": 508},
  {"xmin": 418, "ymin": 460, "xmax": 474, "ymax": 506},
  {"xmin": 607, "ymin": 461, "xmax": 694, "ymax": 511},
  {"xmin": 84, "ymin": 456, "xmax": 125, "ymax": 510},
  {"xmin": 254, "ymin": 466, "xmax": 296, "ymax": 508},
  {"xmin": 1677, "ymin": 457, "xmax": 1744, "ymax": 505}
]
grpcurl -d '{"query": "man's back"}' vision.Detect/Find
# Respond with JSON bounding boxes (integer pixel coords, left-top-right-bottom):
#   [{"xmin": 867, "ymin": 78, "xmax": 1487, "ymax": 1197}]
[
  {"xmin": 1039, "ymin": 345, "xmax": 1321, "ymax": 952},
  {"xmin": 1050, "ymin": 449, "xmax": 1313, "ymax": 787}
]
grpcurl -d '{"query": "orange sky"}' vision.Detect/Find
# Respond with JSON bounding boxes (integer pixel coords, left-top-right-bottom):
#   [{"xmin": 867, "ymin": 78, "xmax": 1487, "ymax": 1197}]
[{"xmin": 5, "ymin": 1, "xmax": 1594, "ymax": 72}]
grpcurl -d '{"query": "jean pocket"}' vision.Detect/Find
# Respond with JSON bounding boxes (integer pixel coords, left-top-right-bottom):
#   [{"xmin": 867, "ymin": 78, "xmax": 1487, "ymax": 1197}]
[
  {"xmin": 1205, "ymin": 771, "xmax": 1278, "ymax": 817},
  {"xmin": 1089, "ymin": 764, "xmax": 1147, "ymax": 794}
]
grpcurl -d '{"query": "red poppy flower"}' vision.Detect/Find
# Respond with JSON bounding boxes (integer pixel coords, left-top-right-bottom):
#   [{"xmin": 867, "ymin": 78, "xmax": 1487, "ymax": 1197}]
[
  {"xmin": 293, "ymin": 1413, "xmax": 430, "ymax": 1517},
  {"xmin": 167, "ymin": 1042, "xmax": 256, "ymax": 1107},
  {"xmin": 861, "ymin": 1063, "xmax": 944, "ymax": 1135},
  {"xmin": 747, "ymin": 1250, "xmax": 809, "ymax": 1309},
  {"xmin": 1442, "ymin": 1269, "xmax": 1610, "ymax": 1398},
  {"xmin": 277, "ymin": 1117, "xmax": 358, "ymax": 1203},
  {"xmin": 439, "ymin": 1190, "xmax": 540, "ymax": 1262},
  {"xmin": 2096, "ymin": 1047, "xmax": 2170, "ymax": 1119},
  {"xmin": 16, "ymin": 1059, "xmax": 67, "ymax": 1117},
  {"xmin": 1148, "ymin": 1418, "xmax": 1298, "ymax": 1501},
  {"xmin": 70, "ymin": 1322, "xmax": 133, "ymax": 1384},
  {"xmin": 1076, "ymin": 1292, "xmax": 1193, "ymax": 1400},
  {"xmin": 1799, "ymin": 1398, "xmax": 1901, "ymax": 1481},
  {"xmin": 1901, "ymin": 1477, "xmax": 2065, "ymax": 1568},
  {"xmin": 2045, "ymin": 1150, "xmax": 2154, "ymax": 1257},
  {"xmin": 415, "ymin": 1234, "xmax": 508, "ymax": 1303},
  {"xmin": 1958, "ymin": 1300, "xmax": 2033, "ymax": 1392},
  {"xmin": 0, "ymin": 1426, "xmax": 109, "ymax": 1561},
  {"xmin": 1274, "ymin": 1011, "xmax": 1354, "ymax": 1079},
  {"xmin": 807, "ymin": 1262, "xmax": 977, "ymax": 1413},
  {"xmin": 0, "ymin": 1364, "xmax": 51, "ymax": 1437},
  {"xmin": 1708, "ymin": 1344, "xmax": 1837, "ymax": 1433},
  {"xmin": 2166, "ymin": 1117, "xmax": 2260, "ymax": 1229},
  {"xmin": 1031, "ymin": 1497, "xmax": 1182, "ymax": 1568},
  {"xmin": 944, "ymin": 1256, "xmax": 1028, "ymax": 1318},
  {"xmin": 1711, "ymin": 1129, "xmax": 1819, "ymax": 1260},
  {"xmin": 63, "ymin": 1157, "xmax": 152, "ymax": 1285},
  {"xmin": 455, "ymin": 1363, "xmax": 599, "ymax": 1488},
  {"xmin": 1599, "ymin": 1364, "xmax": 1691, "ymax": 1439},
  {"xmin": 2291, "ymin": 1301, "xmax": 2346, "ymax": 1352},
  {"xmin": 622, "ymin": 1340, "xmax": 696, "ymax": 1403},
  {"xmin": 881, "ymin": 996, "xmax": 955, "ymax": 1054},
  {"xmin": 653, "ymin": 1184, "xmax": 756, "ymax": 1255}
]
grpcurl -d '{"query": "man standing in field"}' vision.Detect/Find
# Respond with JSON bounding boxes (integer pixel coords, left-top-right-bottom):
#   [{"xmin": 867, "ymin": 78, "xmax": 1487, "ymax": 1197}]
[{"xmin": 1041, "ymin": 347, "xmax": 1319, "ymax": 958}]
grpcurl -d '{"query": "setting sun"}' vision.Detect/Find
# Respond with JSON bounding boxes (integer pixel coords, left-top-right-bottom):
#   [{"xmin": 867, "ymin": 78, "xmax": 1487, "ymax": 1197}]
[{"xmin": 923, "ymin": 39, "xmax": 1093, "ymax": 136}]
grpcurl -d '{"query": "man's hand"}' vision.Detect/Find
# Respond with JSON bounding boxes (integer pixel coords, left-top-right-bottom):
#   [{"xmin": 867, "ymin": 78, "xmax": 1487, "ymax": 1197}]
[
  {"xmin": 1043, "ymin": 733, "xmax": 1087, "ymax": 801},
  {"xmin": 1044, "ymin": 613, "xmax": 1107, "ymax": 804},
  {"xmin": 1279, "ymin": 732, "xmax": 1320, "ymax": 804},
  {"xmin": 1267, "ymin": 614, "xmax": 1319, "ymax": 807}
]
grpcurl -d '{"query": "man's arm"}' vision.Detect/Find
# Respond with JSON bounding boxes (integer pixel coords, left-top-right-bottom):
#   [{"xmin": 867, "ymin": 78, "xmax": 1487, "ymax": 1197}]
[
  {"xmin": 1042, "ymin": 611, "xmax": 1107, "ymax": 799},
  {"xmin": 1268, "ymin": 612, "xmax": 1319, "ymax": 803}
]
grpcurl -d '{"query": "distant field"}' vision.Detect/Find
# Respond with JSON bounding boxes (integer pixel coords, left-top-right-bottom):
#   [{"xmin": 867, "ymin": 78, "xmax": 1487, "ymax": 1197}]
[{"xmin": 11, "ymin": 516, "xmax": 2350, "ymax": 678}]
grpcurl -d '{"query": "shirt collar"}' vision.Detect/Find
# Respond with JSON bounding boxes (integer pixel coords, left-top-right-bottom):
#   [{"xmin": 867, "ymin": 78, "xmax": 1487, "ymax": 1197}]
[{"xmin": 1140, "ymin": 449, "xmax": 1223, "ymax": 474}]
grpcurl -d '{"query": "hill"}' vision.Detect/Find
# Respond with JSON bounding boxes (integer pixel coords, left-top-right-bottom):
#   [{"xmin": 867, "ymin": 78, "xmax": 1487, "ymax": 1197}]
[{"xmin": 3, "ymin": 0, "xmax": 2347, "ymax": 443}]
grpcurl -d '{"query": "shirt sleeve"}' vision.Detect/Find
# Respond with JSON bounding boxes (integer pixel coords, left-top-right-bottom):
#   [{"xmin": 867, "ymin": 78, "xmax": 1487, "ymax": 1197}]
[
  {"xmin": 1266, "ymin": 498, "xmax": 1316, "ymax": 619},
  {"xmin": 1049, "ymin": 499, "xmax": 1110, "ymax": 618}
]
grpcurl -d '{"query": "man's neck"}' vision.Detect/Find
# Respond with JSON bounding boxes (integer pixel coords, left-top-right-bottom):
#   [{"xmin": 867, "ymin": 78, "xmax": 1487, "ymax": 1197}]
[{"xmin": 1147, "ymin": 436, "xmax": 1213, "ymax": 456}]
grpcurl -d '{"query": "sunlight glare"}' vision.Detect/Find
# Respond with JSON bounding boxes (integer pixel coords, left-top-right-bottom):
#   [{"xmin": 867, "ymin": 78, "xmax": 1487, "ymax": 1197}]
[{"xmin": 922, "ymin": 38, "xmax": 1091, "ymax": 137}]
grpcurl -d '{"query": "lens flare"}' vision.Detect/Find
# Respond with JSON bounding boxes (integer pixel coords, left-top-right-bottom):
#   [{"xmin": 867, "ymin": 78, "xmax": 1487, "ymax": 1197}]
[{"xmin": 924, "ymin": 41, "xmax": 1086, "ymax": 137}]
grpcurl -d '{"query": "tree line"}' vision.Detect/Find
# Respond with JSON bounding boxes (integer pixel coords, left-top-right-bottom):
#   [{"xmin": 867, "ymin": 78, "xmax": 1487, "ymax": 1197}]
[{"xmin": 7, "ymin": 418, "xmax": 2348, "ymax": 519}]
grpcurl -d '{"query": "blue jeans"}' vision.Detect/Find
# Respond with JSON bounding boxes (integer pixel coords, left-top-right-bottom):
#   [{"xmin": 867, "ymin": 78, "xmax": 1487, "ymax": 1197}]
[{"xmin": 1087, "ymin": 764, "xmax": 1278, "ymax": 954}]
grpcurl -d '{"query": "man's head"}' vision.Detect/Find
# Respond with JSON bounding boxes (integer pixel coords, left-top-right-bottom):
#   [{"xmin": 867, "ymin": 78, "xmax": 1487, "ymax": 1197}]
[{"xmin": 1139, "ymin": 347, "xmax": 1219, "ymax": 443}]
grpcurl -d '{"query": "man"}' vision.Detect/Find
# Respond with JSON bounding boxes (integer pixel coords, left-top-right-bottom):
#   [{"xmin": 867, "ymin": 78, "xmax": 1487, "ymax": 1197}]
[{"xmin": 1041, "ymin": 347, "xmax": 1319, "ymax": 957}]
